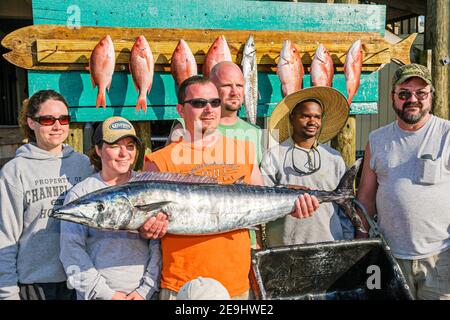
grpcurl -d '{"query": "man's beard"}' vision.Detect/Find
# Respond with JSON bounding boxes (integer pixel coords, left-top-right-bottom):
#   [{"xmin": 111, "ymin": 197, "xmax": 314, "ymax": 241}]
[
  {"xmin": 223, "ymin": 99, "xmax": 242, "ymax": 112},
  {"xmin": 394, "ymin": 102, "xmax": 431, "ymax": 124},
  {"xmin": 293, "ymin": 125, "xmax": 319, "ymax": 139}
]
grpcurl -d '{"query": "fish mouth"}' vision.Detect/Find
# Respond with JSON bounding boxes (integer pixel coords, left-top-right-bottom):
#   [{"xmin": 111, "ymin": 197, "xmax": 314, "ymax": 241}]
[
  {"xmin": 51, "ymin": 205, "xmax": 94, "ymax": 225},
  {"xmin": 317, "ymin": 57, "xmax": 326, "ymax": 63},
  {"xmin": 279, "ymin": 56, "xmax": 291, "ymax": 64}
]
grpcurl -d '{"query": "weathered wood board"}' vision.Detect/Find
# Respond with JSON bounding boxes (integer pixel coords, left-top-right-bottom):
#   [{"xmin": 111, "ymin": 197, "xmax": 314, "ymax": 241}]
[
  {"xmin": 2, "ymin": 25, "xmax": 415, "ymax": 72},
  {"xmin": 28, "ymin": 71, "xmax": 378, "ymax": 122},
  {"xmin": 31, "ymin": 0, "xmax": 386, "ymax": 32},
  {"xmin": 3, "ymin": 0, "xmax": 400, "ymax": 120}
]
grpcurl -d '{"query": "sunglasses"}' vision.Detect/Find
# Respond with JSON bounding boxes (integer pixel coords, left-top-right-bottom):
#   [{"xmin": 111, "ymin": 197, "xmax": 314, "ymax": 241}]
[
  {"xmin": 30, "ymin": 115, "xmax": 71, "ymax": 126},
  {"xmin": 183, "ymin": 98, "xmax": 221, "ymax": 109},
  {"xmin": 394, "ymin": 90, "xmax": 431, "ymax": 101}
]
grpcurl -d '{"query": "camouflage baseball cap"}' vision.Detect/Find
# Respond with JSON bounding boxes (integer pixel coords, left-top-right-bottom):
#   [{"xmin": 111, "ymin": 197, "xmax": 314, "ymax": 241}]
[{"xmin": 392, "ymin": 64, "xmax": 432, "ymax": 87}]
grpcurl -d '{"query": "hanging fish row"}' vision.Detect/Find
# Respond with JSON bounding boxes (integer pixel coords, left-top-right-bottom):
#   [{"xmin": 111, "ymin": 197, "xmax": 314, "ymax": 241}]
[
  {"xmin": 89, "ymin": 35, "xmax": 154, "ymax": 112},
  {"xmin": 88, "ymin": 34, "xmax": 257, "ymax": 123},
  {"xmin": 277, "ymin": 39, "xmax": 363, "ymax": 105},
  {"xmin": 89, "ymin": 35, "xmax": 362, "ymax": 116}
]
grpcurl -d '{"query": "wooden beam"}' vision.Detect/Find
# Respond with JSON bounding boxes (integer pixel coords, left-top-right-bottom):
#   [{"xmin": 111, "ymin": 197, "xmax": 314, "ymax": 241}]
[
  {"xmin": 27, "ymin": 70, "xmax": 381, "ymax": 121},
  {"xmin": 66, "ymin": 123, "xmax": 84, "ymax": 153},
  {"xmin": 387, "ymin": 13, "xmax": 421, "ymax": 25},
  {"xmin": 31, "ymin": 0, "xmax": 386, "ymax": 34},
  {"xmin": 0, "ymin": 0, "xmax": 32, "ymax": 19},
  {"xmin": 331, "ymin": 117, "xmax": 356, "ymax": 166},
  {"xmin": 410, "ymin": 17, "xmax": 417, "ymax": 33},
  {"xmin": 2, "ymin": 25, "xmax": 417, "ymax": 72},
  {"xmin": 425, "ymin": 1, "xmax": 433, "ymax": 50},
  {"xmin": 133, "ymin": 121, "xmax": 152, "ymax": 171},
  {"xmin": 428, "ymin": 0, "xmax": 449, "ymax": 120},
  {"xmin": 370, "ymin": 0, "xmax": 426, "ymax": 16},
  {"xmin": 0, "ymin": 126, "xmax": 25, "ymax": 145}
]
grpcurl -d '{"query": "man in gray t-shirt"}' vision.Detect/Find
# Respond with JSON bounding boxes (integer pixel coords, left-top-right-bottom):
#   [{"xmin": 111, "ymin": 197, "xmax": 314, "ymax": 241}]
[
  {"xmin": 357, "ymin": 64, "xmax": 450, "ymax": 300},
  {"xmin": 262, "ymin": 86, "xmax": 355, "ymax": 246}
]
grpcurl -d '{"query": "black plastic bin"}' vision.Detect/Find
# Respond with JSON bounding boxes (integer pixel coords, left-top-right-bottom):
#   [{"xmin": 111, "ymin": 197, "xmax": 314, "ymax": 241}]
[{"xmin": 251, "ymin": 239, "xmax": 413, "ymax": 300}]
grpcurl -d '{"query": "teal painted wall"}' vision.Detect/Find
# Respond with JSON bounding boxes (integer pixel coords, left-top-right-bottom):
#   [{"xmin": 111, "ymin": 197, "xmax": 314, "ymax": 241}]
[{"xmin": 30, "ymin": 0, "xmax": 386, "ymax": 121}]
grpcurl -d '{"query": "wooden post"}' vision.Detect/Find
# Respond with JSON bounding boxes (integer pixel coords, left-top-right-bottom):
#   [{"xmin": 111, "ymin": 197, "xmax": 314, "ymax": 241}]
[
  {"xmin": 133, "ymin": 121, "xmax": 152, "ymax": 171},
  {"xmin": 331, "ymin": 0, "xmax": 358, "ymax": 166},
  {"xmin": 427, "ymin": 0, "xmax": 449, "ymax": 120},
  {"xmin": 332, "ymin": 118, "xmax": 356, "ymax": 165},
  {"xmin": 67, "ymin": 123, "xmax": 84, "ymax": 153},
  {"xmin": 425, "ymin": 1, "xmax": 434, "ymax": 50}
]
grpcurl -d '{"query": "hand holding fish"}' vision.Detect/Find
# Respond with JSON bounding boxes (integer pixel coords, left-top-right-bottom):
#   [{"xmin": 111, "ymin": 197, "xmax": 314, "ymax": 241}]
[
  {"xmin": 138, "ymin": 211, "xmax": 169, "ymax": 239},
  {"xmin": 290, "ymin": 194, "xmax": 319, "ymax": 218},
  {"xmin": 52, "ymin": 160, "xmax": 368, "ymax": 235},
  {"xmin": 125, "ymin": 291, "xmax": 145, "ymax": 300}
]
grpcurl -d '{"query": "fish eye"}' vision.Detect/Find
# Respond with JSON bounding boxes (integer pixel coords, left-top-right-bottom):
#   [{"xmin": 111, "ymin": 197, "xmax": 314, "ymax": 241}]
[{"xmin": 97, "ymin": 202, "xmax": 105, "ymax": 212}]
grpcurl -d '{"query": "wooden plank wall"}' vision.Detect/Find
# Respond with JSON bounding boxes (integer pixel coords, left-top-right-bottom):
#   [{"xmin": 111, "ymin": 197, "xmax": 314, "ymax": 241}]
[
  {"xmin": 0, "ymin": 126, "xmax": 25, "ymax": 167},
  {"xmin": 356, "ymin": 61, "xmax": 399, "ymax": 153},
  {"xmin": 29, "ymin": 0, "xmax": 385, "ymax": 122}
]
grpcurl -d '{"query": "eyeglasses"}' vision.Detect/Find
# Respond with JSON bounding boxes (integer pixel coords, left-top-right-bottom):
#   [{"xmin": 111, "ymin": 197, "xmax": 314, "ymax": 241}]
[
  {"xmin": 183, "ymin": 98, "xmax": 221, "ymax": 109},
  {"xmin": 291, "ymin": 146, "xmax": 321, "ymax": 176},
  {"xmin": 29, "ymin": 115, "xmax": 71, "ymax": 126},
  {"xmin": 394, "ymin": 90, "xmax": 432, "ymax": 101}
]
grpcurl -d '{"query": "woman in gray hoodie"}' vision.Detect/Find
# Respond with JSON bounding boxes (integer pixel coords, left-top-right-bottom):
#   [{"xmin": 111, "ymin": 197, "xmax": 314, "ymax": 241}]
[
  {"xmin": 59, "ymin": 116, "xmax": 165, "ymax": 300},
  {"xmin": 0, "ymin": 90, "xmax": 94, "ymax": 300}
]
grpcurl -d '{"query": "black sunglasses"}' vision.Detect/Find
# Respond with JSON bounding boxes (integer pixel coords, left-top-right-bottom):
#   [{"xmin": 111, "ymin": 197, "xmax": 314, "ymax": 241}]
[
  {"xmin": 29, "ymin": 115, "xmax": 71, "ymax": 126},
  {"xmin": 183, "ymin": 98, "xmax": 221, "ymax": 109}
]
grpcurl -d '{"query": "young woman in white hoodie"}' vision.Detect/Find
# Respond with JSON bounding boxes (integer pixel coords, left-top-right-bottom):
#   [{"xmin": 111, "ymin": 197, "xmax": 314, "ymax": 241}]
[
  {"xmin": 59, "ymin": 116, "xmax": 167, "ymax": 300},
  {"xmin": 0, "ymin": 90, "xmax": 94, "ymax": 300}
]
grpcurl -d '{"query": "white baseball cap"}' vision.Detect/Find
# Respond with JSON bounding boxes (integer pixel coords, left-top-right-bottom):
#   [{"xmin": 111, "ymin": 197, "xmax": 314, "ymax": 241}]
[{"xmin": 177, "ymin": 277, "xmax": 231, "ymax": 300}]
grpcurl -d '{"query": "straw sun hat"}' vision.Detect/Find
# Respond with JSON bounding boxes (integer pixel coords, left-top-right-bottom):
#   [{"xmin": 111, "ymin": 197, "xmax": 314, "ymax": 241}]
[{"xmin": 269, "ymin": 86, "xmax": 350, "ymax": 144}]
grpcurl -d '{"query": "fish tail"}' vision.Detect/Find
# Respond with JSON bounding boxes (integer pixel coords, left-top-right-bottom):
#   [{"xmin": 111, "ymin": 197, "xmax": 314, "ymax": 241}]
[
  {"xmin": 96, "ymin": 89, "xmax": 106, "ymax": 108},
  {"xmin": 333, "ymin": 158, "xmax": 367, "ymax": 233},
  {"xmin": 390, "ymin": 33, "xmax": 417, "ymax": 65},
  {"xmin": 136, "ymin": 96, "xmax": 147, "ymax": 112},
  {"xmin": 347, "ymin": 95, "xmax": 353, "ymax": 106}
]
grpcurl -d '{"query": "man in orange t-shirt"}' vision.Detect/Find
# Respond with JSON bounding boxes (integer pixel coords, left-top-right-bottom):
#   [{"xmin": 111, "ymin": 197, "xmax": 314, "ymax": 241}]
[{"xmin": 142, "ymin": 76, "xmax": 318, "ymax": 300}]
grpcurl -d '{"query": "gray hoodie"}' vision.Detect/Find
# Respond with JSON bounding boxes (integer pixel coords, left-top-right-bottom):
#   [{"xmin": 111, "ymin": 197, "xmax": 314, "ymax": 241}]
[
  {"xmin": 0, "ymin": 143, "xmax": 94, "ymax": 300},
  {"xmin": 60, "ymin": 172, "xmax": 161, "ymax": 300}
]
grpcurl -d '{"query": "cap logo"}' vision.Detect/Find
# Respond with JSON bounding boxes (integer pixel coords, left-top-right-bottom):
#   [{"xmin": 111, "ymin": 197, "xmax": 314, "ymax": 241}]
[{"xmin": 109, "ymin": 121, "xmax": 132, "ymax": 130}]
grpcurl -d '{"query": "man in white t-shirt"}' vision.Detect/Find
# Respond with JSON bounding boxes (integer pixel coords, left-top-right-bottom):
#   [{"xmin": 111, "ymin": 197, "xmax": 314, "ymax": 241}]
[{"xmin": 357, "ymin": 64, "xmax": 450, "ymax": 300}]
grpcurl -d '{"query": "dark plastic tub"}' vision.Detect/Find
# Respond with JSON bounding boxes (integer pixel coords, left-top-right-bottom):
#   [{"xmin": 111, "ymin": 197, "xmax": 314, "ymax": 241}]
[{"xmin": 250, "ymin": 239, "xmax": 413, "ymax": 300}]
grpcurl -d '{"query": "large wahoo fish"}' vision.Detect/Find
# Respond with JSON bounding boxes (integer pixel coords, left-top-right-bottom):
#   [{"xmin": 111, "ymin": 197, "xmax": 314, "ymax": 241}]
[{"xmin": 51, "ymin": 159, "xmax": 365, "ymax": 235}]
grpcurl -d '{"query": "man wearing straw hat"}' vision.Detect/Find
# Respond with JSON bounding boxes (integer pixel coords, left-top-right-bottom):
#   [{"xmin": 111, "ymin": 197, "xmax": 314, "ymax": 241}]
[{"xmin": 261, "ymin": 86, "xmax": 355, "ymax": 246}]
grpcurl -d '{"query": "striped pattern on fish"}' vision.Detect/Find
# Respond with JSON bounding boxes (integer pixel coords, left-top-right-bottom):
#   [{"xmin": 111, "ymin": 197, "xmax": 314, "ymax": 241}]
[{"xmin": 241, "ymin": 35, "xmax": 258, "ymax": 125}]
